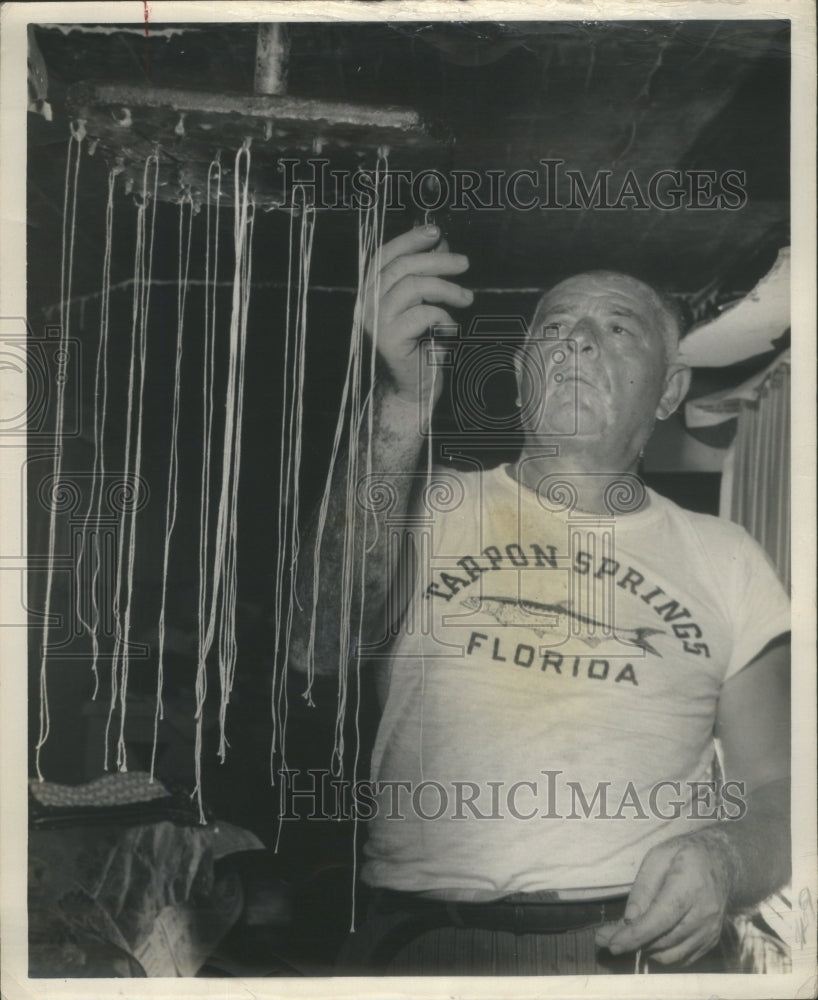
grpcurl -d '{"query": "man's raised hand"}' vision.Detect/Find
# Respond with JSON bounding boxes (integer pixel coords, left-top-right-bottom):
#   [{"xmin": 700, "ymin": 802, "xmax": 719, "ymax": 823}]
[{"xmin": 363, "ymin": 225, "xmax": 472, "ymax": 403}]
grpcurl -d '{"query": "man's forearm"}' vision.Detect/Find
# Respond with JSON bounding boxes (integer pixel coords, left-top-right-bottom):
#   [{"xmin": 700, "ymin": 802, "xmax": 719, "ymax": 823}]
[
  {"xmin": 692, "ymin": 777, "xmax": 791, "ymax": 910},
  {"xmin": 289, "ymin": 384, "xmax": 426, "ymax": 676},
  {"xmin": 595, "ymin": 776, "xmax": 791, "ymax": 962}
]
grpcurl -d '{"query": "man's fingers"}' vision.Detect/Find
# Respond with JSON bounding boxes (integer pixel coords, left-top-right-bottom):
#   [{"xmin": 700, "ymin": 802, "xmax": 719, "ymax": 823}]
[
  {"xmin": 382, "ymin": 275, "xmax": 473, "ymax": 319},
  {"xmin": 648, "ymin": 931, "xmax": 718, "ymax": 967},
  {"xmin": 595, "ymin": 846, "xmax": 669, "ymax": 947},
  {"xmin": 376, "ymin": 225, "xmax": 443, "ymax": 270},
  {"xmin": 389, "ymin": 306, "xmax": 456, "ymax": 347},
  {"xmin": 362, "ymin": 225, "xmax": 468, "ymax": 398},
  {"xmin": 599, "ymin": 847, "xmax": 691, "ymax": 954},
  {"xmin": 604, "ymin": 882, "xmax": 690, "ymax": 954},
  {"xmin": 638, "ymin": 908, "xmax": 702, "ymax": 954},
  {"xmin": 378, "ymin": 250, "xmax": 470, "ymax": 299},
  {"xmin": 642, "ymin": 897, "xmax": 724, "ymax": 963},
  {"xmin": 623, "ymin": 846, "xmax": 673, "ymax": 923},
  {"xmin": 593, "ymin": 920, "xmax": 622, "ymax": 947}
]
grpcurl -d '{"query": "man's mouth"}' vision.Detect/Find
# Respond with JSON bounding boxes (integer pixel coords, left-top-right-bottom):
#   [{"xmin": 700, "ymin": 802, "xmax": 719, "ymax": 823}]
[{"xmin": 556, "ymin": 372, "xmax": 596, "ymax": 389}]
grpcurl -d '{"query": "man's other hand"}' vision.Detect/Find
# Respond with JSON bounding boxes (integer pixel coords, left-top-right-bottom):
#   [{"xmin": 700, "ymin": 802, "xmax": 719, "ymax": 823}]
[{"xmin": 594, "ymin": 831, "xmax": 734, "ymax": 966}]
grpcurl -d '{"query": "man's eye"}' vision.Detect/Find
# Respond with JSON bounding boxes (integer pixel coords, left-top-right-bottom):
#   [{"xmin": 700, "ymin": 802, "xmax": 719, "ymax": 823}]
[{"xmin": 611, "ymin": 324, "xmax": 630, "ymax": 335}]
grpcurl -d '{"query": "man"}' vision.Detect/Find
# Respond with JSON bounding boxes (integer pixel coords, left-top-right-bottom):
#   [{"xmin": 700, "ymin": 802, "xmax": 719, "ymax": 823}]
[{"xmin": 291, "ymin": 225, "xmax": 790, "ymax": 975}]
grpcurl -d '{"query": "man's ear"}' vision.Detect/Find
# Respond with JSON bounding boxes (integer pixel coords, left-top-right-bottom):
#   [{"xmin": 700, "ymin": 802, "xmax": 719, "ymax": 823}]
[{"xmin": 656, "ymin": 363, "xmax": 691, "ymax": 420}]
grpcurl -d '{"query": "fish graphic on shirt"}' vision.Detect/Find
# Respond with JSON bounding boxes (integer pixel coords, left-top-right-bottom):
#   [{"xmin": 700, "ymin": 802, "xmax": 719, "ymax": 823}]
[{"xmin": 460, "ymin": 595, "xmax": 664, "ymax": 657}]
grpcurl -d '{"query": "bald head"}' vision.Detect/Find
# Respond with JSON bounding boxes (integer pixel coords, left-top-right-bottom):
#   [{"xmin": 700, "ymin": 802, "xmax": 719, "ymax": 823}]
[{"xmin": 531, "ymin": 271, "xmax": 684, "ymax": 365}]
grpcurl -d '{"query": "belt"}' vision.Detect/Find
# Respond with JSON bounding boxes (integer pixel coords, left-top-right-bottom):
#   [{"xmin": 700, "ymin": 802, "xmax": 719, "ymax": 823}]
[{"xmin": 374, "ymin": 888, "xmax": 628, "ymax": 935}]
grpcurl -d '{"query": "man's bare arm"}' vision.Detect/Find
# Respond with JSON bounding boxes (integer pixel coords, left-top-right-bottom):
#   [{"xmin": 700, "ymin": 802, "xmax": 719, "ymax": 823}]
[
  {"xmin": 595, "ymin": 639, "xmax": 790, "ymax": 965},
  {"xmin": 288, "ymin": 388, "xmax": 426, "ymax": 676},
  {"xmin": 288, "ymin": 225, "xmax": 472, "ymax": 675}
]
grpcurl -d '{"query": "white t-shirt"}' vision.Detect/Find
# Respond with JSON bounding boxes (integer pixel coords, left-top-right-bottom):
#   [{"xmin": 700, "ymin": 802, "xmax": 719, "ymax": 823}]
[{"xmin": 361, "ymin": 464, "xmax": 790, "ymax": 899}]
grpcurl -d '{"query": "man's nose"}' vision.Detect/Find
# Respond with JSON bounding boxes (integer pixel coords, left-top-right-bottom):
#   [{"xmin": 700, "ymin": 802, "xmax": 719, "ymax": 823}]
[{"xmin": 566, "ymin": 318, "xmax": 600, "ymax": 355}]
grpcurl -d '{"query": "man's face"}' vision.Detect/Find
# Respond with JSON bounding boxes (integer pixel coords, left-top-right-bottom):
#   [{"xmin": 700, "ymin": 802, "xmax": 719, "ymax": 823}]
[{"xmin": 516, "ymin": 273, "xmax": 680, "ymax": 450}]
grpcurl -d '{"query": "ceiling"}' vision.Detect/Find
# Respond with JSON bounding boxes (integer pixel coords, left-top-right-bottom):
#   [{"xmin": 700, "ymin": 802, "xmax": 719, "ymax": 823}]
[{"xmin": 28, "ymin": 19, "xmax": 790, "ymax": 310}]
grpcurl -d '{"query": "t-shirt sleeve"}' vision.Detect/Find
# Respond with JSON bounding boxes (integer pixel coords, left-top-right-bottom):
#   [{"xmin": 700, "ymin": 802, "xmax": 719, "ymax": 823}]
[{"xmin": 725, "ymin": 528, "xmax": 791, "ymax": 682}]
